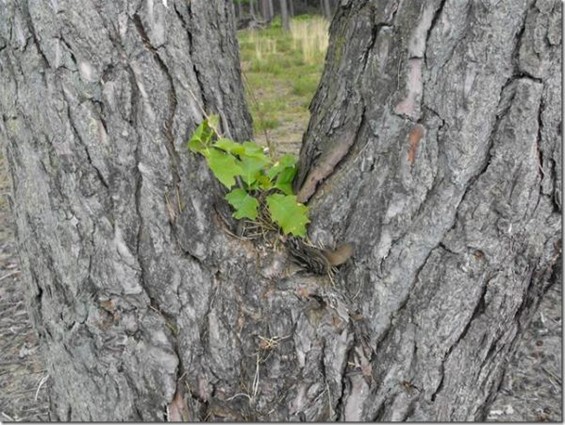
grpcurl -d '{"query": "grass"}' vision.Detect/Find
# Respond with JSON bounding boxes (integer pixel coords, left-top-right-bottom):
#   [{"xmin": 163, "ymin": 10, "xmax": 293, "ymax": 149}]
[{"xmin": 238, "ymin": 16, "xmax": 329, "ymax": 154}]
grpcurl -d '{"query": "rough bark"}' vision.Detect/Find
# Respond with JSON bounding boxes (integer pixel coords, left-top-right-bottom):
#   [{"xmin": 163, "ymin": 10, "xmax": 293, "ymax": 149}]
[
  {"xmin": 0, "ymin": 0, "xmax": 561, "ymax": 422},
  {"xmin": 0, "ymin": 0, "xmax": 252, "ymax": 421},
  {"xmin": 295, "ymin": 0, "xmax": 561, "ymax": 420}
]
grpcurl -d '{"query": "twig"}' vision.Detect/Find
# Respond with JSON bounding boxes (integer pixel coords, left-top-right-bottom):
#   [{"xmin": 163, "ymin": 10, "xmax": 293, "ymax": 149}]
[
  {"xmin": 35, "ymin": 374, "xmax": 49, "ymax": 401},
  {"xmin": 1, "ymin": 412, "xmax": 15, "ymax": 421},
  {"xmin": 0, "ymin": 270, "xmax": 20, "ymax": 282},
  {"xmin": 251, "ymin": 353, "xmax": 260, "ymax": 400},
  {"xmin": 226, "ymin": 393, "xmax": 252, "ymax": 402}
]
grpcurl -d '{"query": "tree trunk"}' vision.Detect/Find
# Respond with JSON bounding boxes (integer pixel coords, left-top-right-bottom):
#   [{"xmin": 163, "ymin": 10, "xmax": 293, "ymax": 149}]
[
  {"xmin": 0, "ymin": 0, "xmax": 250, "ymax": 421},
  {"xmin": 249, "ymin": 0, "xmax": 257, "ymax": 20},
  {"xmin": 267, "ymin": 0, "xmax": 274, "ymax": 21},
  {"xmin": 280, "ymin": 0, "xmax": 291, "ymax": 32},
  {"xmin": 321, "ymin": 0, "xmax": 332, "ymax": 20},
  {"xmin": 260, "ymin": 0, "xmax": 272, "ymax": 21},
  {"xmin": 0, "ymin": 0, "xmax": 561, "ymax": 422},
  {"xmin": 295, "ymin": 0, "xmax": 561, "ymax": 419},
  {"xmin": 288, "ymin": 0, "xmax": 294, "ymax": 18}
]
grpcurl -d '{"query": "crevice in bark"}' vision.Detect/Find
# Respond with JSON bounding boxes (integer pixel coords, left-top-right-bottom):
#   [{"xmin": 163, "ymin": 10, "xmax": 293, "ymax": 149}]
[
  {"xmin": 131, "ymin": 13, "xmax": 180, "ymax": 189},
  {"xmin": 62, "ymin": 92, "xmax": 110, "ymax": 190},
  {"xmin": 430, "ymin": 358, "xmax": 445, "ymax": 403},
  {"xmin": 430, "ymin": 278, "xmax": 488, "ymax": 403},
  {"xmin": 511, "ymin": 0, "xmax": 535, "ymax": 76},
  {"xmin": 425, "ymin": 0, "xmax": 448, "ymax": 53},
  {"xmin": 452, "ymin": 72, "xmax": 517, "ymax": 213},
  {"xmin": 21, "ymin": 2, "xmax": 49, "ymax": 68},
  {"xmin": 58, "ymin": 35, "xmax": 78, "ymax": 67},
  {"xmin": 370, "ymin": 396, "xmax": 388, "ymax": 421},
  {"xmin": 126, "ymin": 64, "xmax": 140, "ymax": 128},
  {"xmin": 479, "ymin": 331, "xmax": 505, "ymax": 373},
  {"xmin": 181, "ymin": 4, "xmax": 209, "ymax": 113},
  {"xmin": 361, "ymin": 22, "xmax": 389, "ymax": 75},
  {"xmin": 531, "ymin": 98, "xmax": 547, "ymax": 215}
]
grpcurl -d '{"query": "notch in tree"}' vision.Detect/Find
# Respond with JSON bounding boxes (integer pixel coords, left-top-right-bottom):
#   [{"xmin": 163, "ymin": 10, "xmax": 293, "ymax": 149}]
[
  {"xmin": 187, "ymin": 115, "xmax": 310, "ymax": 237},
  {"xmin": 0, "ymin": 0, "xmax": 561, "ymax": 422}
]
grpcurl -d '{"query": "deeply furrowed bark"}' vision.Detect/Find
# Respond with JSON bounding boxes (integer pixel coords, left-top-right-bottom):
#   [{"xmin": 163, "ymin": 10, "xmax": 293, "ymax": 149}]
[
  {"xmin": 296, "ymin": 0, "xmax": 561, "ymax": 420},
  {"xmin": 0, "ymin": 0, "xmax": 561, "ymax": 421},
  {"xmin": 0, "ymin": 0, "xmax": 253, "ymax": 420}
]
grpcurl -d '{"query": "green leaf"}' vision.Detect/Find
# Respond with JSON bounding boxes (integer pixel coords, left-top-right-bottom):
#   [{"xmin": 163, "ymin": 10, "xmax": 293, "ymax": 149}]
[
  {"xmin": 267, "ymin": 154, "xmax": 297, "ymax": 179},
  {"xmin": 242, "ymin": 141, "xmax": 267, "ymax": 158},
  {"xmin": 240, "ymin": 154, "xmax": 270, "ymax": 185},
  {"xmin": 266, "ymin": 193, "xmax": 310, "ymax": 237},
  {"xmin": 274, "ymin": 166, "xmax": 297, "ymax": 195},
  {"xmin": 213, "ymin": 138, "xmax": 246, "ymax": 156},
  {"xmin": 207, "ymin": 114, "xmax": 220, "ymax": 133},
  {"xmin": 188, "ymin": 118, "xmax": 217, "ymax": 153},
  {"xmin": 225, "ymin": 189, "xmax": 259, "ymax": 220},
  {"xmin": 206, "ymin": 148, "xmax": 243, "ymax": 188},
  {"xmin": 188, "ymin": 122, "xmax": 208, "ymax": 153},
  {"xmin": 256, "ymin": 174, "xmax": 273, "ymax": 190}
]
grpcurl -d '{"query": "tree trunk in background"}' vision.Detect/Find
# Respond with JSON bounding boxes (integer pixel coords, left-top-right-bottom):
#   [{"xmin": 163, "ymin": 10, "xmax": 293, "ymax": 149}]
[
  {"xmin": 249, "ymin": 0, "xmax": 257, "ymax": 20},
  {"xmin": 321, "ymin": 0, "xmax": 332, "ymax": 20},
  {"xmin": 268, "ymin": 0, "xmax": 275, "ymax": 20},
  {"xmin": 260, "ymin": 0, "xmax": 272, "ymax": 21},
  {"xmin": 288, "ymin": 0, "xmax": 294, "ymax": 18},
  {"xmin": 0, "ymin": 0, "xmax": 561, "ymax": 422},
  {"xmin": 280, "ymin": 0, "xmax": 291, "ymax": 31}
]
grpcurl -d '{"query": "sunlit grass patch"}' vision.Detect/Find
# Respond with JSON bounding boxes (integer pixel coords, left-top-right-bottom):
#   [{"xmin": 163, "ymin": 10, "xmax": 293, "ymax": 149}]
[
  {"xmin": 290, "ymin": 16, "xmax": 329, "ymax": 64},
  {"xmin": 238, "ymin": 15, "xmax": 329, "ymax": 148}
]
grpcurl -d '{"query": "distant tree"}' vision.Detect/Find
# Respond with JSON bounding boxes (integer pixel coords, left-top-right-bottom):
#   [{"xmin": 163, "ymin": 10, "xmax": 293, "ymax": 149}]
[
  {"xmin": 235, "ymin": 0, "xmax": 243, "ymax": 18},
  {"xmin": 260, "ymin": 0, "xmax": 274, "ymax": 21},
  {"xmin": 320, "ymin": 0, "xmax": 332, "ymax": 20},
  {"xmin": 280, "ymin": 0, "xmax": 290, "ymax": 31},
  {"xmin": 249, "ymin": 0, "xmax": 257, "ymax": 19}
]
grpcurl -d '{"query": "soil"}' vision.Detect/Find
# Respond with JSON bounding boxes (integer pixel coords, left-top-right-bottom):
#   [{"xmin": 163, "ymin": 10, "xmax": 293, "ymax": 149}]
[{"xmin": 0, "ymin": 134, "xmax": 561, "ymax": 420}]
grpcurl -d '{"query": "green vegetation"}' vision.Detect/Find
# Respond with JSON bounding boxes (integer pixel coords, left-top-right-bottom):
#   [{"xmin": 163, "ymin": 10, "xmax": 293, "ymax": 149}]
[
  {"xmin": 238, "ymin": 16, "xmax": 329, "ymax": 150},
  {"xmin": 188, "ymin": 116, "xmax": 310, "ymax": 237}
]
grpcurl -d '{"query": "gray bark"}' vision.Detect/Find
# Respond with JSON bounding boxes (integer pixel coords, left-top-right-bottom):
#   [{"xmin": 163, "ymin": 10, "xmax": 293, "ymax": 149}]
[
  {"xmin": 296, "ymin": 0, "xmax": 561, "ymax": 420},
  {"xmin": 0, "ymin": 0, "xmax": 561, "ymax": 422},
  {"xmin": 0, "ymin": 0, "xmax": 252, "ymax": 421}
]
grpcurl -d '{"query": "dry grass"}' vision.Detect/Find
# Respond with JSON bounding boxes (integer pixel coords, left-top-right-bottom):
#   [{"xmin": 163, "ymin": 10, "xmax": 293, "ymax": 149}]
[
  {"xmin": 290, "ymin": 16, "xmax": 329, "ymax": 64},
  {"xmin": 238, "ymin": 16, "xmax": 329, "ymax": 151}
]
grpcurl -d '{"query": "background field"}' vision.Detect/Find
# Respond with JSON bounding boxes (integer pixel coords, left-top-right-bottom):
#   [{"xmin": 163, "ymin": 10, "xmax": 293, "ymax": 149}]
[{"xmin": 238, "ymin": 16, "xmax": 329, "ymax": 155}]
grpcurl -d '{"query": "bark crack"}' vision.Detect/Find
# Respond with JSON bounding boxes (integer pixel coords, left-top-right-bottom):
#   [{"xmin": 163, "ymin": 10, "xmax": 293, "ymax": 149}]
[
  {"xmin": 430, "ymin": 278, "xmax": 488, "ymax": 402},
  {"xmin": 179, "ymin": 3, "xmax": 208, "ymax": 113},
  {"xmin": 61, "ymin": 91, "xmax": 110, "ymax": 189},
  {"xmin": 131, "ymin": 13, "xmax": 180, "ymax": 189},
  {"xmin": 22, "ymin": 2, "xmax": 50, "ymax": 68},
  {"xmin": 424, "ymin": 0, "xmax": 448, "ymax": 54}
]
